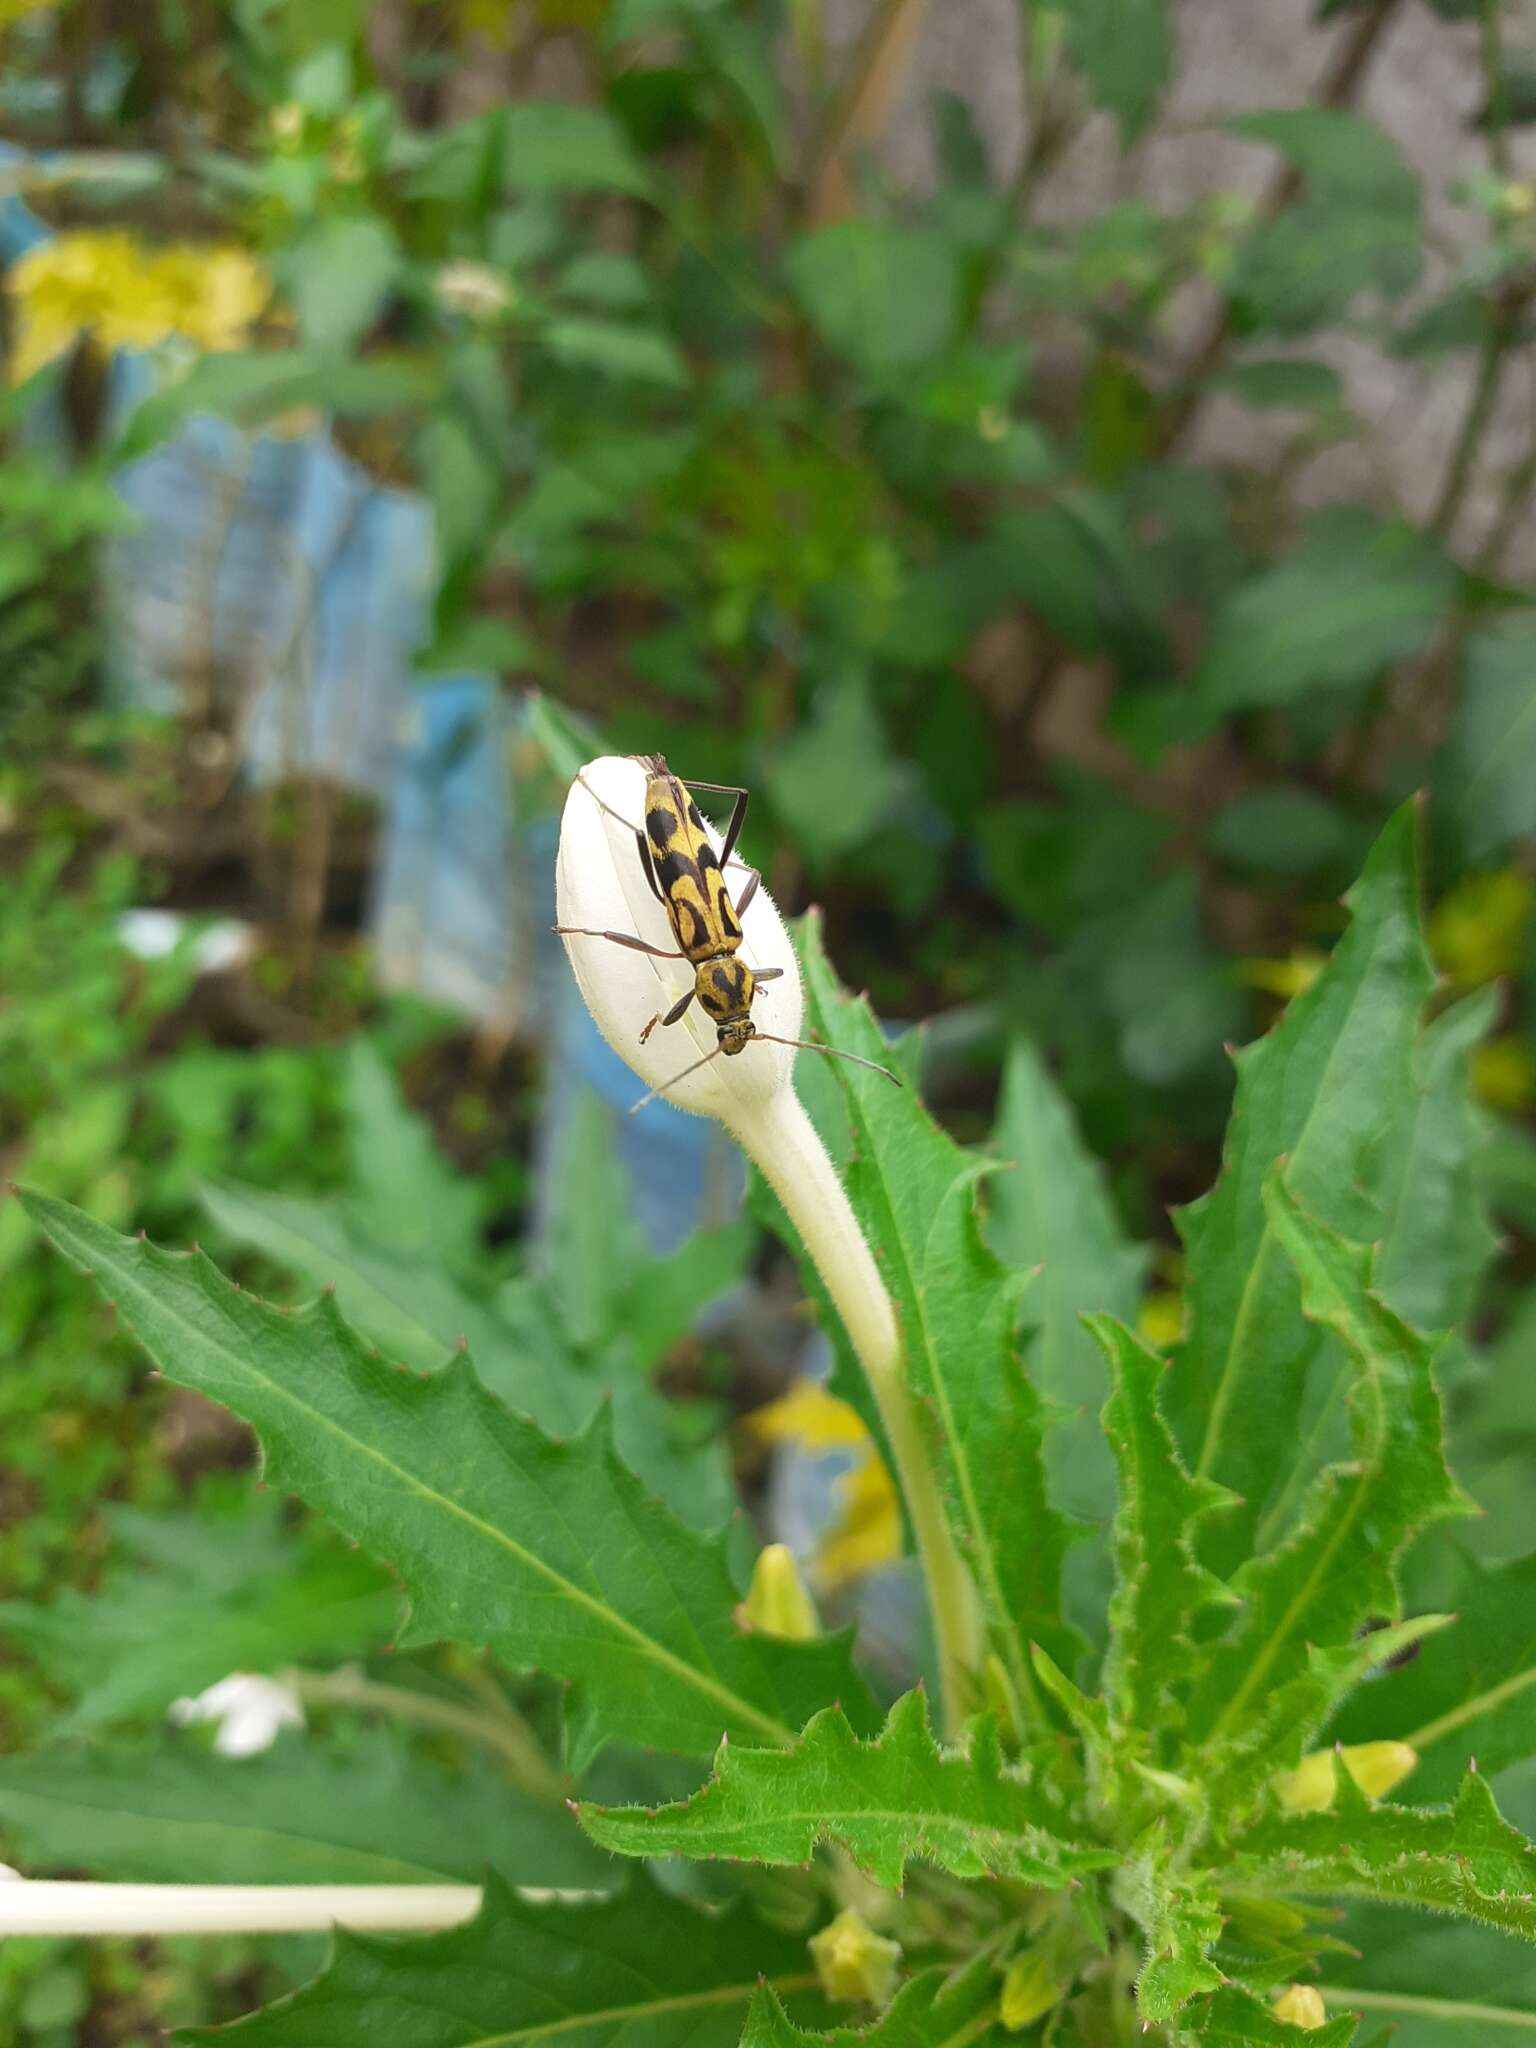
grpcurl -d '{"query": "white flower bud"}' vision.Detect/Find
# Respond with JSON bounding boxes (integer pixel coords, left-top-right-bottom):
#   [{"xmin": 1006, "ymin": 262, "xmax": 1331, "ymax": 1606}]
[
  {"xmin": 555, "ymin": 753, "xmax": 984, "ymax": 1735},
  {"xmin": 168, "ymin": 1673, "xmax": 304, "ymax": 1757},
  {"xmin": 555, "ymin": 754, "xmax": 801, "ymax": 1124}
]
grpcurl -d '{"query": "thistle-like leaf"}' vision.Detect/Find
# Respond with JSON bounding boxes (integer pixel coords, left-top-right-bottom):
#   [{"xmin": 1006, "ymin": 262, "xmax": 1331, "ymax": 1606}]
[
  {"xmin": 0, "ymin": 1729, "xmax": 609, "ymax": 1887},
  {"xmin": 1179, "ymin": 1984, "xmax": 1358, "ymax": 2045},
  {"xmin": 1200, "ymin": 1616, "xmax": 1453, "ymax": 1818},
  {"xmin": 21, "ymin": 1192, "xmax": 878, "ymax": 1765},
  {"xmin": 741, "ymin": 1963, "xmax": 1000, "ymax": 2046},
  {"xmin": 178, "ymin": 1872, "xmax": 825, "ymax": 2047},
  {"xmin": 1112, "ymin": 1833, "xmax": 1225, "ymax": 2020},
  {"xmin": 1166, "ymin": 806, "xmax": 1434, "ymax": 1560},
  {"xmin": 1185, "ymin": 1174, "xmax": 1470, "ymax": 1762},
  {"xmin": 1313, "ymin": 1904, "xmax": 1536, "ymax": 2042},
  {"xmin": 579, "ymin": 1689, "xmax": 1114, "ymax": 1889},
  {"xmin": 1333, "ymin": 1547, "xmax": 1536, "ymax": 1799},
  {"xmin": 1089, "ymin": 1313, "xmax": 1237, "ymax": 1745},
  {"xmin": 988, "ymin": 1037, "xmax": 1147, "ymax": 1533},
  {"xmin": 785, "ymin": 915, "xmax": 1076, "ymax": 1714},
  {"xmin": 1233, "ymin": 1768, "xmax": 1536, "ymax": 1939},
  {"xmin": 1372, "ymin": 991, "xmax": 1499, "ymax": 1335}
]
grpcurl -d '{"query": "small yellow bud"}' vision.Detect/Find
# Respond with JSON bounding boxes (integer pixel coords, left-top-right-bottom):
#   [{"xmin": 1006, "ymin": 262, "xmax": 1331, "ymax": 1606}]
[
  {"xmin": 1273, "ymin": 1984, "xmax": 1328, "ymax": 2030},
  {"xmin": 1000, "ymin": 1950, "xmax": 1066, "ymax": 2031},
  {"xmin": 809, "ymin": 1907, "xmax": 902, "ymax": 2007},
  {"xmin": 1275, "ymin": 1741, "xmax": 1418, "ymax": 1814},
  {"xmin": 741, "ymin": 1544, "xmax": 820, "ymax": 1640}
]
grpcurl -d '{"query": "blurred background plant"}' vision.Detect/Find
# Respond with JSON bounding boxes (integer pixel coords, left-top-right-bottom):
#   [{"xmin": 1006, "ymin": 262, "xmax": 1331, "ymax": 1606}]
[{"xmin": 2, "ymin": 0, "xmax": 1535, "ymax": 2037}]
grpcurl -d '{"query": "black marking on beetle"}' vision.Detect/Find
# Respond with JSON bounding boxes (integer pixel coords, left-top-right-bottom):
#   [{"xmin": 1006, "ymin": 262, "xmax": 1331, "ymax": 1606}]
[
  {"xmin": 654, "ymin": 847, "xmax": 694, "ymax": 893},
  {"xmin": 674, "ymin": 899, "xmax": 706, "ymax": 953},
  {"xmin": 687, "ymin": 800, "xmax": 706, "ymax": 832},
  {"xmin": 646, "ymin": 804, "xmax": 679, "ymax": 846},
  {"xmin": 697, "ymin": 841, "xmax": 720, "ymax": 873}
]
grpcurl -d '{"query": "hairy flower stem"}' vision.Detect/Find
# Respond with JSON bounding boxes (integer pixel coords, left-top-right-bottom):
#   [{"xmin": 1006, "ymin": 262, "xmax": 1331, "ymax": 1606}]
[{"xmin": 725, "ymin": 1087, "xmax": 984, "ymax": 1736}]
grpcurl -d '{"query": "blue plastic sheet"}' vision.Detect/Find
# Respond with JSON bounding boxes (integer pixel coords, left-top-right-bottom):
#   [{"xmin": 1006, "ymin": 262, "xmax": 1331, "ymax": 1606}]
[{"xmin": 1, "ymin": 150, "xmax": 727, "ymax": 1239}]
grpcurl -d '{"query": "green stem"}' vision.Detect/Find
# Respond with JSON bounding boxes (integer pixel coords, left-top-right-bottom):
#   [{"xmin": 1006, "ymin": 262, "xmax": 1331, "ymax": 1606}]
[
  {"xmin": 1430, "ymin": 315, "xmax": 1511, "ymax": 541},
  {"xmin": 1316, "ymin": 1984, "xmax": 1536, "ymax": 2030},
  {"xmin": 1404, "ymin": 1662, "xmax": 1536, "ymax": 1754},
  {"xmin": 727, "ymin": 1089, "xmax": 985, "ymax": 1737},
  {"xmin": 1482, "ymin": 0, "xmax": 1512, "ymax": 180},
  {"xmin": 288, "ymin": 1667, "xmax": 565, "ymax": 1802}
]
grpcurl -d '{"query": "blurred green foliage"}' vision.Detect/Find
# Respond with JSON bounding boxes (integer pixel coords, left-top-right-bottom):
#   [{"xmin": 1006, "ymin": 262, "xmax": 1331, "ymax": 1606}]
[{"xmin": 3, "ymin": 0, "xmax": 1536, "ymax": 2036}]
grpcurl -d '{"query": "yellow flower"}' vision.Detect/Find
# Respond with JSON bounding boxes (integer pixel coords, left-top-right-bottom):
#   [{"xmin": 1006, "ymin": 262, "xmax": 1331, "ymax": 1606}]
[
  {"xmin": 1000, "ymin": 1951, "xmax": 1067, "ymax": 2031},
  {"xmin": 1272, "ymin": 1984, "xmax": 1328, "ymax": 2030},
  {"xmin": 1138, "ymin": 1291, "xmax": 1185, "ymax": 1349},
  {"xmin": 810, "ymin": 1908, "xmax": 901, "ymax": 2006},
  {"xmin": 1237, "ymin": 948, "xmax": 1326, "ymax": 1001},
  {"xmin": 1473, "ymin": 1035, "xmax": 1536, "ymax": 1114},
  {"xmin": 750, "ymin": 1381, "xmax": 903, "ymax": 1592},
  {"xmin": 740, "ymin": 1543, "xmax": 820, "ymax": 1640},
  {"xmin": 6, "ymin": 231, "xmax": 268, "ymax": 384},
  {"xmin": 816, "ymin": 1453, "xmax": 903, "ymax": 1591},
  {"xmin": 1431, "ymin": 869, "xmax": 1533, "ymax": 989},
  {"xmin": 1275, "ymin": 1740, "xmax": 1418, "ymax": 1814},
  {"xmin": 752, "ymin": 1380, "xmax": 871, "ymax": 1452},
  {"xmin": 180, "ymin": 248, "xmax": 269, "ymax": 350}
]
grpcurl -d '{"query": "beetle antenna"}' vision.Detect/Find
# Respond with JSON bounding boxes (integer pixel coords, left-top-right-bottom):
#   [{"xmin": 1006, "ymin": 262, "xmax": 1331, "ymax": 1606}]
[
  {"xmin": 753, "ymin": 1034, "xmax": 902, "ymax": 1087},
  {"xmin": 629, "ymin": 1043, "xmax": 726, "ymax": 1114}
]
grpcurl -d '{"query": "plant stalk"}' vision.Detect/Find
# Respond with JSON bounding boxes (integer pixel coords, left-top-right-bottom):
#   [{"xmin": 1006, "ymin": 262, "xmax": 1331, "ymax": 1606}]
[
  {"xmin": 724, "ymin": 1088, "xmax": 983, "ymax": 1736},
  {"xmin": 288, "ymin": 1667, "xmax": 564, "ymax": 1803},
  {"xmin": 0, "ymin": 1879, "xmax": 481, "ymax": 1938}
]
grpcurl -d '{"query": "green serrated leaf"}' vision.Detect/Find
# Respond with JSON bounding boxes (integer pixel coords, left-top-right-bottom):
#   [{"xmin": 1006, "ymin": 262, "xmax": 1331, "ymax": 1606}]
[
  {"xmin": 1334, "ymin": 1548, "xmax": 1536, "ymax": 1800},
  {"xmin": 1113, "ymin": 1834, "xmax": 1225, "ymax": 2020},
  {"xmin": 1167, "ymin": 805, "xmax": 1435, "ymax": 1560},
  {"xmin": 1185, "ymin": 1175, "xmax": 1469, "ymax": 1766},
  {"xmin": 0, "ymin": 1729, "xmax": 609, "ymax": 1888},
  {"xmin": 1089, "ymin": 1315, "xmax": 1237, "ymax": 1746},
  {"xmin": 579, "ymin": 1689, "xmax": 1113, "ymax": 1889},
  {"xmin": 21, "ymin": 1192, "xmax": 877, "ymax": 1765},
  {"xmin": 178, "ymin": 1872, "xmax": 821, "ymax": 2047},
  {"xmin": 741, "ymin": 1963, "xmax": 1001, "ymax": 2046},
  {"xmin": 1234, "ymin": 1770, "xmax": 1536, "ymax": 1940},
  {"xmin": 1316, "ymin": 1905, "xmax": 1536, "ymax": 2044},
  {"xmin": 1208, "ymin": 1618, "xmax": 1454, "ymax": 1823},
  {"xmin": 341, "ymin": 1042, "xmax": 482, "ymax": 1265},
  {"xmin": 987, "ymin": 1038, "xmax": 1147, "ymax": 1532},
  {"xmin": 1373, "ymin": 992, "xmax": 1499, "ymax": 1336},
  {"xmin": 1181, "ymin": 1983, "xmax": 1358, "ymax": 2044},
  {"xmin": 209, "ymin": 1084, "xmax": 743, "ymax": 1526},
  {"xmin": 792, "ymin": 917, "xmax": 1076, "ymax": 1716}
]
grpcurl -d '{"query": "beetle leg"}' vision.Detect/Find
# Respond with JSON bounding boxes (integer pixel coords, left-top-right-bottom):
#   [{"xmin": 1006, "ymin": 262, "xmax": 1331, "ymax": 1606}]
[{"xmin": 554, "ymin": 926, "xmax": 685, "ymax": 960}]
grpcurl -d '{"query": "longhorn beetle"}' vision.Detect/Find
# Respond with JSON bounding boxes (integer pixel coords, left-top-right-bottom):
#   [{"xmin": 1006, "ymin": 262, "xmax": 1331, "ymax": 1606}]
[{"xmin": 557, "ymin": 754, "xmax": 901, "ymax": 1109}]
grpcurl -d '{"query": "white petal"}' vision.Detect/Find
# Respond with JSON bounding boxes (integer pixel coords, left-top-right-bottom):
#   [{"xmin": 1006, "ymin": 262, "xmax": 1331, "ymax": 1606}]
[
  {"xmin": 555, "ymin": 755, "xmax": 803, "ymax": 1120},
  {"xmin": 168, "ymin": 1672, "xmax": 304, "ymax": 1756}
]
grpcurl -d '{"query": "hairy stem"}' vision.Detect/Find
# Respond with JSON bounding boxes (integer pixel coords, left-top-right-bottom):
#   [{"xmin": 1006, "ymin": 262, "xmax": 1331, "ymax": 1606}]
[{"xmin": 727, "ymin": 1088, "xmax": 984, "ymax": 1735}]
